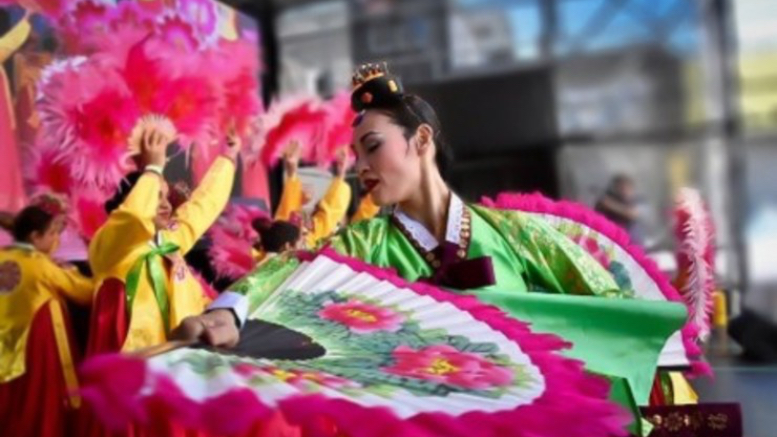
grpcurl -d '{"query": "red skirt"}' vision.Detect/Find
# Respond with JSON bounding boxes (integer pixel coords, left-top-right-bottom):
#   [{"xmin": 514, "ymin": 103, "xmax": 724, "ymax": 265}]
[
  {"xmin": 79, "ymin": 278, "xmax": 200, "ymax": 437},
  {"xmin": 85, "ymin": 278, "xmax": 129, "ymax": 357},
  {"xmin": 0, "ymin": 301, "xmax": 81, "ymax": 437}
]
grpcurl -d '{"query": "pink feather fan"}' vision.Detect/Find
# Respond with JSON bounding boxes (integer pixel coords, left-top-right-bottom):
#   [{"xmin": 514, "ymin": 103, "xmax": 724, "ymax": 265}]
[
  {"xmin": 24, "ymin": 138, "xmax": 75, "ymax": 196},
  {"xmin": 122, "ymin": 37, "xmax": 220, "ymax": 150},
  {"xmin": 69, "ymin": 184, "xmax": 110, "ymax": 241},
  {"xmin": 108, "ymin": 0, "xmax": 157, "ymax": 33},
  {"xmin": 36, "ymin": 55, "xmax": 140, "ymax": 190},
  {"xmin": 318, "ymin": 90, "xmax": 356, "ymax": 165},
  {"xmin": 674, "ymin": 188, "xmax": 716, "ymax": 342},
  {"xmin": 155, "ymin": 12, "xmax": 201, "ymax": 52},
  {"xmin": 258, "ymin": 97, "xmax": 327, "ymax": 167},
  {"xmin": 58, "ymin": 0, "xmax": 114, "ymax": 54},
  {"xmin": 4, "ymin": 0, "xmax": 69, "ymax": 18},
  {"xmin": 208, "ymin": 204, "xmax": 269, "ymax": 280},
  {"xmin": 70, "ymin": 186, "xmax": 108, "ymax": 241},
  {"xmin": 208, "ymin": 39, "xmax": 264, "ymax": 140}
]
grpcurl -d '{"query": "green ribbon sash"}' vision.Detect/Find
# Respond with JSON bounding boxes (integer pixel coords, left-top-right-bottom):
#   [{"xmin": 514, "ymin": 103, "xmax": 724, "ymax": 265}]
[{"xmin": 125, "ymin": 242, "xmax": 180, "ymax": 333}]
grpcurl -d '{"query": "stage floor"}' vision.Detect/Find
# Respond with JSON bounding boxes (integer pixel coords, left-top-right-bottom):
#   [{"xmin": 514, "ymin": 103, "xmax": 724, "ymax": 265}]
[{"xmin": 694, "ymin": 331, "xmax": 777, "ymax": 437}]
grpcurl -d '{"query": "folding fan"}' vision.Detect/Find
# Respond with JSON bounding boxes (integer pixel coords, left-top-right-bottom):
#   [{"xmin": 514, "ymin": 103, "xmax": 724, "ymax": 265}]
[
  {"xmin": 480, "ymin": 192, "xmax": 709, "ymax": 374},
  {"xmin": 79, "ymin": 251, "xmax": 627, "ymax": 437}
]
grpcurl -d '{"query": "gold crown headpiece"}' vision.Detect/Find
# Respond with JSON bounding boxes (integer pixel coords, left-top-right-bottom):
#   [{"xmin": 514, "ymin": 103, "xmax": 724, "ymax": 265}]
[{"xmin": 351, "ymin": 62, "xmax": 389, "ymax": 90}]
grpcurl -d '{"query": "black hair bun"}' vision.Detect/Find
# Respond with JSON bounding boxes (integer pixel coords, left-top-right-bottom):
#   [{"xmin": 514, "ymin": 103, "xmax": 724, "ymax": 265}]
[
  {"xmin": 350, "ymin": 62, "xmax": 404, "ymax": 112},
  {"xmin": 251, "ymin": 217, "xmax": 273, "ymax": 234}
]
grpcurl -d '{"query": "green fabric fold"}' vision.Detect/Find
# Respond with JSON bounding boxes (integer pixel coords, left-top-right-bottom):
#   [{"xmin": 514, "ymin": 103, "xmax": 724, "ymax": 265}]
[
  {"xmin": 476, "ymin": 291, "xmax": 686, "ymax": 435},
  {"xmin": 126, "ymin": 242, "xmax": 180, "ymax": 333}
]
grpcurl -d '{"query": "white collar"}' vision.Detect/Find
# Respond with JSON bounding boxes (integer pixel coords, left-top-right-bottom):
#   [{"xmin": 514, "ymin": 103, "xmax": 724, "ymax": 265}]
[
  {"xmin": 11, "ymin": 242, "xmax": 36, "ymax": 252},
  {"xmin": 393, "ymin": 194, "xmax": 465, "ymax": 252},
  {"xmin": 148, "ymin": 233, "xmax": 163, "ymax": 248}
]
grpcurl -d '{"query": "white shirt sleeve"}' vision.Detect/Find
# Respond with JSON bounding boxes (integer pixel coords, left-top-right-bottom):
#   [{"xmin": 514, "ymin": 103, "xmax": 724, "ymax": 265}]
[{"xmin": 206, "ymin": 291, "xmax": 249, "ymax": 328}]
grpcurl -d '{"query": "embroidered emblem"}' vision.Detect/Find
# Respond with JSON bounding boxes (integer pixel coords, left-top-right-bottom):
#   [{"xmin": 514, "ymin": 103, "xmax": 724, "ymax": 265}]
[
  {"xmin": 174, "ymin": 264, "xmax": 187, "ymax": 282},
  {"xmin": 707, "ymin": 413, "xmax": 728, "ymax": 430},
  {"xmin": 169, "ymin": 256, "xmax": 187, "ymax": 282},
  {"xmin": 0, "ymin": 261, "xmax": 22, "ymax": 294}
]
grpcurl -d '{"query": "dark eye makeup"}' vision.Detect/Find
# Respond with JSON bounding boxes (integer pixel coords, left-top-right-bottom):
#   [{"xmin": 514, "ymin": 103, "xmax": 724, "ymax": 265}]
[
  {"xmin": 366, "ymin": 140, "xmax": 381, "ymax": 153},
  {"xmin": 359, "ymin": 131, "xmax": 382, "ymax": 154}
]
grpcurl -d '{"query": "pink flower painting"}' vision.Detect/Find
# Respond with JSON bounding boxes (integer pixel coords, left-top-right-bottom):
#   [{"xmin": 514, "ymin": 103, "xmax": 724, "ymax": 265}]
[
  {"xmin": 572, "ymin": 235, "xmax": 611, "ymax": 269},
  {"xmin": 383, "ymin": 345, "xmax": 514, "ymax": 391},
  {"xmin": 319, "ymin": 300, "xmax": 405, "ymax": 334},
  {"xmin": 234, "ymin": 363, "xmax": 352, "ymax": 390}
]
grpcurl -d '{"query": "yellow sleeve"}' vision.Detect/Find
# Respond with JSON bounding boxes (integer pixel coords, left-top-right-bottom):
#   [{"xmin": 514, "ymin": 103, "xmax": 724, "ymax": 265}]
[
  {"xmin": 351, "ymin": 194, "xmax": 380, "ymax": 224},
  {"xmin": 0, "ymin": 19, "xmax": 30, "ymax": 63},
  {"xmin": 163, "ymin": 157, "xmax": 236, "ymax": 254},
  {"xmin": 43, "ymin": 259, "xmax": 94, "ymax": 306},
  {"xmin": 306, "ymin": 177, "xmax": 352, "ymax": 247},
  {"xmin": 88, "ymin": 173, "xmax": 160, "ymax": 275},
  {"xmin": 274, "ymin": 175, "xmax": 302, "ymax": 221}
]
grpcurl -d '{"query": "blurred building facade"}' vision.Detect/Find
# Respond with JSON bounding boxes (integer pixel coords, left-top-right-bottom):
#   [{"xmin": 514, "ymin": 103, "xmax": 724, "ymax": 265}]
[{"xmin": 225, "ymin": 0, "xmax": 777, "ymax": 315}]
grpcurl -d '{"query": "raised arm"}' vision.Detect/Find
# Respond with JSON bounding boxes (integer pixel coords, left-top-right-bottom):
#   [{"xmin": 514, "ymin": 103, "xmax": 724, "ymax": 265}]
[
  {"xmin": 351, "ymin": 193, "xmax": 380, "ymax": 224},
  {"xmin": 89, "ymin": 129, "xmax": 169, "ymax": 275},
  {"xmin": 0, "ymin": 16, "xmax": 30, "ymax": 63},
  {"xmin": 274, "ymin": 142, "xmax": 304, "ymax": 221},
  {"xmin": 162, "ymin": 156, "xmax": 236, "ymax": 254}
]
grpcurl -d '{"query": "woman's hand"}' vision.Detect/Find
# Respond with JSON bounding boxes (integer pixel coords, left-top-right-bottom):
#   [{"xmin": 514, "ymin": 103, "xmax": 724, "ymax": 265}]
[
  {"xmin": 334, "ymin": 147, "xmax": 348, "ymax": 178},
  {"xmin": 140, "ymin": 127, "xmax": 170, "ymax": 168},
  {"xmin": 282, "ymin": 141, "xmax": 300, "ymax": 178},
  {"xmin": 223, "ymin": 124, "xmax": 243, "ymax": 163},
  {"xmin": 171, "ymin": 310, "xmax": 240, "ymax": 348}
]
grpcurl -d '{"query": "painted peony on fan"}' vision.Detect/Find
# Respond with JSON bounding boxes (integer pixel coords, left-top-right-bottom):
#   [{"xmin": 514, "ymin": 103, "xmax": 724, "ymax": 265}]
[{"xmin": 79, "ymin": 251, "xmax": 628, "ymax": 437}]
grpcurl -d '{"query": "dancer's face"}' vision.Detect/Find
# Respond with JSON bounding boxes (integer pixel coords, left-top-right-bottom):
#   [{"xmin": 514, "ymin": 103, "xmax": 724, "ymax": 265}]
[
  {"xmin": 31, "ymin": 215, "xmax": 64, "ymax": 255},
  {"xmin": 154, "ymin": 181, "xmax": 173, "ymax": 231},
  {"xmin": 352, "ymin": 111, "xmax": 423, "ymax": 206}
]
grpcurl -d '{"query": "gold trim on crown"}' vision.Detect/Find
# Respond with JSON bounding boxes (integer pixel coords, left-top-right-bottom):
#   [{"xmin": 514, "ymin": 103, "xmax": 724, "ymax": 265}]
[{"xmin": 351, "ymin": 62, "xmax": 389, "ymax": 91}]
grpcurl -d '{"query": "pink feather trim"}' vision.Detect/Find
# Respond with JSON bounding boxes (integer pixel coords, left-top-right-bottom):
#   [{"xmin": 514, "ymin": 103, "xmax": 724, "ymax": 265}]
[
  {"xmin": 674, "ymin": 188, "xmax": 716, "ymax": 342},
  {"xmin": 480, "ymin": 192, "xmax": 711, "ymax": 376},
  {"xmin": 80, "ymin": 249, "xmax": 630, "ymax": 437},
  {"xmin": 207, "ymin": 204, "xmax": 269, "ymax": 280}
]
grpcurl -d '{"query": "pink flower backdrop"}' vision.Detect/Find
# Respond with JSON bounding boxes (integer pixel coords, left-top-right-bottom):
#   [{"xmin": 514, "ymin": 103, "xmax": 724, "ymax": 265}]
[{"xmin": 1, "ymin": 0, "xmax": 265, "ymax": 241}]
